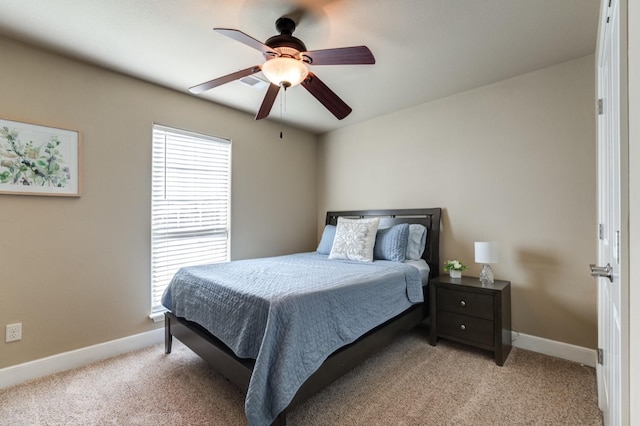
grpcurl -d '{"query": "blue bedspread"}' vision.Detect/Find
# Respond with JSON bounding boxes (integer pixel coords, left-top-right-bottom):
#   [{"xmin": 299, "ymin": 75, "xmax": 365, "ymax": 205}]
[{"xmin": 162, "ymin": 252, "xmax": 423, "ymax": 426}]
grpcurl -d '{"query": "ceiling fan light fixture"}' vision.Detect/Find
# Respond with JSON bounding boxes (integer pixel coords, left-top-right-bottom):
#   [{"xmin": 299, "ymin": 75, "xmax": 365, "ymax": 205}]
[{"xmin": 261, "ymin": 57, "xmax": 308, "ymax": 88}]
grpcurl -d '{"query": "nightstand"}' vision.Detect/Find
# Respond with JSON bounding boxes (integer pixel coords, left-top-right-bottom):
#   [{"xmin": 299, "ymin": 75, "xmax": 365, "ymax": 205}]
[{"xmin": 429, "ymin": 275, "xmax": 512, "ymax": 366}]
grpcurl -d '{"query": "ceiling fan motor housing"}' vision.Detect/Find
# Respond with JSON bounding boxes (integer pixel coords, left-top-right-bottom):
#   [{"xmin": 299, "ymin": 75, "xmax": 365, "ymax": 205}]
[{"xmin": 265, "ymin": 17, "xmax": 307, "ymax": 60}]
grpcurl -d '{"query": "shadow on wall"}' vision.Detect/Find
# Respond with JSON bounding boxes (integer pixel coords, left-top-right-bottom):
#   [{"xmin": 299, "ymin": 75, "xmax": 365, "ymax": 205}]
[
  {"xmin": 439, "ymin": 209, "xmax": 473, "ymax": 274},
  {"xmin": 515, "ymin": 247, "xmax": 596, "ymax": 346},
  {"xmin": 440, "ymin": 208, "xmax": 490, "ymax": 277},
  {"xmin": 517, "ymin": 248, "xmax": 560, "ymax": 272}
]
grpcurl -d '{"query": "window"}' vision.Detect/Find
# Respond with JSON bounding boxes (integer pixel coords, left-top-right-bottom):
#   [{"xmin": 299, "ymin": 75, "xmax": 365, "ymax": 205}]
[{"xmin": 151, "ymin": 125, "xmax": 231, "ymax": 314}]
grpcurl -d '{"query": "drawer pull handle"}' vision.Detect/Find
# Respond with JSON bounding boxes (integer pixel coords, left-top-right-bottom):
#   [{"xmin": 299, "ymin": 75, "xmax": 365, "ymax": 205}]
[
  {"xmin": 460, "ymin": 300, "xmax": 466, "ymax": 307},
  {"xmin": 460, "ymin": 324, "xmax": 466, "ymax": 330}
]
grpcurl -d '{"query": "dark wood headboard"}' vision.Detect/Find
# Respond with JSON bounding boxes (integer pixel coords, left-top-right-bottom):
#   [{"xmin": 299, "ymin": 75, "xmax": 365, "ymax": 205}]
[{"xmin": 325, "ymin": 208, "xmax": 441, "ymax": 279}]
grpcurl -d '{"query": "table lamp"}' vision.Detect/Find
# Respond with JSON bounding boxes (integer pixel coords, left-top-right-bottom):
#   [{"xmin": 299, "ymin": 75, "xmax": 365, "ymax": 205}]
[{"xmin": 475, "ymin": 242, "xmax": 498, "ymax": 284}]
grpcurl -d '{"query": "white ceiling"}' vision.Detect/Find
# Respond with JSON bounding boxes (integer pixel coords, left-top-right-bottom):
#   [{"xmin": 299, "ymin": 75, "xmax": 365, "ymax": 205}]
[{"xmin": 0, "ymin": 0, "xmax": 600, "ymax": 134}]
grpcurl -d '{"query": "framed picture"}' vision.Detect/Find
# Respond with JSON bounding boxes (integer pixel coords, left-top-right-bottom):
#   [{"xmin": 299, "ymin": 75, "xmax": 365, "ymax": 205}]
[{"xmin": 0, "ymin": 118, "xmax": 80, "ymax": 197}]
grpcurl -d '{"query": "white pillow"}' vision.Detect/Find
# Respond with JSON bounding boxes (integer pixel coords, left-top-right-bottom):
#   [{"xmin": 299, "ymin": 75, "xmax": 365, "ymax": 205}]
[
  {"xmin": 329, "ymin": 217, "xmax": 380, "ymax": 262},
  {"xmin": 406, "ymin": 224, "xmax": 427, "ymax": 260}
]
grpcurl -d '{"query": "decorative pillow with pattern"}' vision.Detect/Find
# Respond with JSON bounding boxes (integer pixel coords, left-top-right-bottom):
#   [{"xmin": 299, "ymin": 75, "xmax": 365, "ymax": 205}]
[
  {"xmin": 374, "ymin": 223, "xmax": 410, "ymax": 262},
  {"xmin": 328, "ymin": 217, "xmax": 380, "ymax": 262}
]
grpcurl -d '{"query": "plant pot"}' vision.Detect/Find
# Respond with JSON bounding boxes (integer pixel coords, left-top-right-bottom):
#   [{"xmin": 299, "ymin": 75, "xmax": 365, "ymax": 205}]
[{"xmin": 449, "ymin": 270, "xmax": 462, "ymax": 279}]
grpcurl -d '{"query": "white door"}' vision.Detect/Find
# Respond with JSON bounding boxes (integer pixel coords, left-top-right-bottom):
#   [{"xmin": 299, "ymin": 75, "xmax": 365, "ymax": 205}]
[{"xmin": 594, "ymin": 0, "xmax": 622, "ymax": 424}]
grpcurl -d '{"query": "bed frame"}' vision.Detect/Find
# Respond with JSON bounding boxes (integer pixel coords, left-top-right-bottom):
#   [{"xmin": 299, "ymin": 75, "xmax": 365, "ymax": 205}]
[{"xmin": 164, "ymin": 207, "xmax": 441, "ymax": 425}]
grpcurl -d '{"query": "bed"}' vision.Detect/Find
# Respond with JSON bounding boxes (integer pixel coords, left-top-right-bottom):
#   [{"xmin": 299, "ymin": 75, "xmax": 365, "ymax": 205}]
[{"xmin": 162, "ymin": 208, "xmax": 441, "ymax": 425}]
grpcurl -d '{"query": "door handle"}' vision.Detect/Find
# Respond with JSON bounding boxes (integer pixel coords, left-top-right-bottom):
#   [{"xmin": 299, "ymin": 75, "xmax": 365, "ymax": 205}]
[{"xmin": 590, "ymin": 263, "xmax": 613, "ymax": 282}]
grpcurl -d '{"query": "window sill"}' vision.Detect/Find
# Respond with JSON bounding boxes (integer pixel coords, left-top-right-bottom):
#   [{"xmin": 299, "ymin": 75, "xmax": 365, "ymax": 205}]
[{"xmin": 148, "ymin": 310, "xmax": 167, "ymax": 323}]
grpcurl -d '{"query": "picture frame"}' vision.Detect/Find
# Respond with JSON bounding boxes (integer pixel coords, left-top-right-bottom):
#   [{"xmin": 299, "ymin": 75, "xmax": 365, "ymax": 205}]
[{"xmin": 0, "ymin": 118, "xmax": 80, "ymax": 197}]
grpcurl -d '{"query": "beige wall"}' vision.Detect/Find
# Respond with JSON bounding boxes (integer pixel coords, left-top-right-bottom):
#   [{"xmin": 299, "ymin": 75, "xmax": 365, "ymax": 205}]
[
  {"xmin": 318, "ymin": 55, "xmax": 597, "ymax": 348},
  {"xmin": 0, "ymin": 33, "xmax": 599, "ymax": 369},
  {"xmin": 0, "ymin": 37, "xmax": 318, "ymax": 368}
]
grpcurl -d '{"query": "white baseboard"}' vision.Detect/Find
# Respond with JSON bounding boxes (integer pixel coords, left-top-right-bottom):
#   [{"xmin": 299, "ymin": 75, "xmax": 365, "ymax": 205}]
[
  {"xmin": 0, "ymin": 328, "xmax": 164, "ymax": 390},
  {"xmin": 0, "ymin": 327, "xmax": 596, "ymax": 390},
  {"xmin": 512, "ymin": 331, "xmax": 597, "ymax": 367}
]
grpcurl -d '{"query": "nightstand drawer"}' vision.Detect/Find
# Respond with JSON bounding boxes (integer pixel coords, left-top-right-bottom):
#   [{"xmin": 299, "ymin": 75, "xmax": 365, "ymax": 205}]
[
  {"xmin": 436, "ymin": 311, "xmax": 494, "ymax": 346},
  {"xmin": 436, "ymin": 287, "xmax": 493, "ymax": 320}
]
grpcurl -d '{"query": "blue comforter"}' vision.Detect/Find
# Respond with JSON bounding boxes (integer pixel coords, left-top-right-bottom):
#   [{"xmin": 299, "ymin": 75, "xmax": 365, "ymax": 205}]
[{"xmin": 162, "ymin": 252, "xmax": 423, "ymax": 426}]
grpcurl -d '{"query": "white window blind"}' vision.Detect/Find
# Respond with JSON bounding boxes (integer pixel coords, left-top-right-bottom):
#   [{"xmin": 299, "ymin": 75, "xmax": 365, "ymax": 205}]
[{"xmin": 151, "ymin": 125, "xmax": 231, "ymax": 313}]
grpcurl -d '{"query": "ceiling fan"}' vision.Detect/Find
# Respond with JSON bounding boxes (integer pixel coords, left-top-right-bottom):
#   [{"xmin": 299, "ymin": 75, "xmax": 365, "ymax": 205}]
[{"xmin": 189, "ymin": 17, "xmax": 375, "ymax": 121}]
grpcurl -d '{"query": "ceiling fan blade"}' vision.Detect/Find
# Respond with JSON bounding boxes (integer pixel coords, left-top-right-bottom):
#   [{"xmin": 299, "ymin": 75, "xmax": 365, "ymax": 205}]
[
  {"xmin": 214, "ymin": 28, "xmax": 276, "ymax": 55},
  {"xmin": 255, "ymin": 83, "xmax": 280, "ymax": 120},
  {"xmin": 189, "ymin": 66, "xmax": 261, "ymax": 94},
  {"xmin": 301, "ymin": 72, "xmax": 352, "ymax": 120},
  {"xmin": 302, "ymin": 46, "xmax": 375, "ymax": 65}
]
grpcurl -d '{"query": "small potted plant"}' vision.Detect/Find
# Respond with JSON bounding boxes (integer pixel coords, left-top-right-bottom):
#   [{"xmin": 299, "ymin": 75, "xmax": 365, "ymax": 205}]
[{"xmin": 444, "ymin": 259, "xmax": 467, "ymax": 279}]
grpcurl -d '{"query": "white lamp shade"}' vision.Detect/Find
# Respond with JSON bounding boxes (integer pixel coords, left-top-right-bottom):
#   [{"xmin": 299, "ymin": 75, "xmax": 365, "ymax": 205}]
[
  {"xmin": 475, "ymin": 242, "xmax": 498, "ymax": 264},
  {"xmin": 261, "ymin": 57, "xmax": 308, "ymax": 87}
]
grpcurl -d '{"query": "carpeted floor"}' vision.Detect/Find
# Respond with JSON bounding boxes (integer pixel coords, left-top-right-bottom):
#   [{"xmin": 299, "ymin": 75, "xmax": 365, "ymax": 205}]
[{"xmin": 0, "ymin": 326, "xmax": 602, "ymax": 425}]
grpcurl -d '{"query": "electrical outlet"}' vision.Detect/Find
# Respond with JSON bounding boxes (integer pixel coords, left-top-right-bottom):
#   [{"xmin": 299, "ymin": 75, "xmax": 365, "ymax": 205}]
[{"xmin": 6, "ymin": 323, "xmax": 22, "ymax": 342}]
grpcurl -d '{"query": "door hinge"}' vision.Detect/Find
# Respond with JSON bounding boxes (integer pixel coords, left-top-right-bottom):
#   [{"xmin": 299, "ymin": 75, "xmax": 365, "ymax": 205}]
[
  {"xmin": 598, "ymin": 348, "xmax": 604, "ymax": 365},
  {"xmin": 599, "ymin": 223, "xmax": 605, "ymax": 240},
  {"xmin": 597, "ymin": 98, "xmax": 604, "ymax": 115}
]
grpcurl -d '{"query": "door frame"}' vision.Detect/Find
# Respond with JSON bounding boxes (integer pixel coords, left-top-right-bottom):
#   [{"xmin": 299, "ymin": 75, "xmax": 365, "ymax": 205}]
[
  {"xmin": 596, "ymin": 0, "xmax": 629, "ymax": 424},
  {"xmin": 628, "ymin": 1, "xmax": 640, "ymax": 423}
]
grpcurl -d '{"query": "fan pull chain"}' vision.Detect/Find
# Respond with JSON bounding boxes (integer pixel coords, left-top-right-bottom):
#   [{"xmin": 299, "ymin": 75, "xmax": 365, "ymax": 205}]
[
  {"xmin": 279, "ymin": 86, "xmax": 287, "ymax": 140},
  {"xmin": 279, "ymin": 90, "xmax": 283, "ymax": 139}
]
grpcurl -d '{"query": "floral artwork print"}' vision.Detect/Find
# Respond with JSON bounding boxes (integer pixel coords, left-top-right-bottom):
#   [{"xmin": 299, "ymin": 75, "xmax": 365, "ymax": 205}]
[
  {"xmin": 0, "ymin": 118, "xmax": 79, "ymax": 196},
  {"xmin": 0, "ymin": 126, "xmax": 70, "ymax": 187}
]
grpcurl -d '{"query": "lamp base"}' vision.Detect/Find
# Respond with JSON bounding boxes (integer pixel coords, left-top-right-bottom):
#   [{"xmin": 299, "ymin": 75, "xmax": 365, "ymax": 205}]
[{"xmin": 479, "ymin": 264, "xmax": 494, "ymax": 284}]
